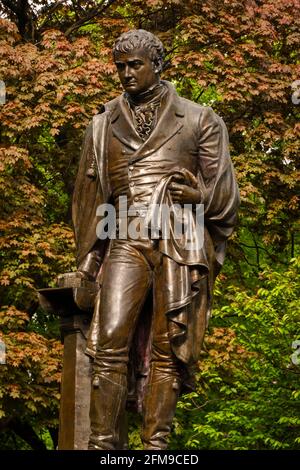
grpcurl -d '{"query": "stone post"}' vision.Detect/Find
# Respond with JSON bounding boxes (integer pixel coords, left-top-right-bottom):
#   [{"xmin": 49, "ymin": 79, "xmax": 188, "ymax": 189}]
[{"xmin": 38, "ymin": 273, "xmax": 98, "ymax": 450}]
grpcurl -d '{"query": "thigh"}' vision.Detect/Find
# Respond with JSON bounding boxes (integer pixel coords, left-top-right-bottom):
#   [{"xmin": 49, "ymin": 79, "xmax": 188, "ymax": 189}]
[{"xmin": 98, "ymin": 241, "xmax": 152, "ymax": 350}]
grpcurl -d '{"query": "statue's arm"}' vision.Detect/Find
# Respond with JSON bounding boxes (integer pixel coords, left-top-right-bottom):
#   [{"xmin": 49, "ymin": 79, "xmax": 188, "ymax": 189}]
[
  {"xmin": 72, "ymin": 122, "xmax": 105, "ymax": 282},
  {"xmin": 197, "ymin": 106, "xmax": 240, "ymax": 266},
  {"xmin": 197, "ymin": 106, "xmax": 222, "ymax": 189}
]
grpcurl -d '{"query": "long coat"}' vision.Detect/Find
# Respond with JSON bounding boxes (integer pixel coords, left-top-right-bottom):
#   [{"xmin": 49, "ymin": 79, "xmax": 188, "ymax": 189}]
[{"xmin": 72, "ymin": 81, "xmax": 239, "ymax": 392}]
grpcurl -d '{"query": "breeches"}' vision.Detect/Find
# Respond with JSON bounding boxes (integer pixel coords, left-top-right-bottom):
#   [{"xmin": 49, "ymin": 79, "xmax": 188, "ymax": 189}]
[{"xmin": 94, "ymin": 237, "xmax": 180, "ymax": 380}]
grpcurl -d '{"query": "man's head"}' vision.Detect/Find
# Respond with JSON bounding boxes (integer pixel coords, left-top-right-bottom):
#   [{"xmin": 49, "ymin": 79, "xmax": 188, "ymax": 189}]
[{"xmin": 113, "ymin": 29, "xmax": 165, "ymax": 96}]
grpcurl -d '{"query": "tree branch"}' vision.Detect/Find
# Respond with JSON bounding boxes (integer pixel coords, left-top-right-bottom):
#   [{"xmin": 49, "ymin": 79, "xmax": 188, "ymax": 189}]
[
  {"xmin": 0, "ymin": 0, "xmax": 36, "ymax": 39},
  {"xmin": 36, "ymin": 0, "xmax": 68, "ymax": 33},
  {"xmin": 11, "ymin": 419, "xmax": 47, "ymax": 450},
  {"xmin": 239, "ymin": 241, "xmax": 282, "ymax": 264},
  {"xmin": 0, "ymin": 0, "xmax": 20, "ymax": 16},
  {"xmin": 64, "ymin": 0, "xmax": 117, "ymax": 37},
  {"xmin": 38, "ymin": 0, "xmax": 65, "ymax": 17}
]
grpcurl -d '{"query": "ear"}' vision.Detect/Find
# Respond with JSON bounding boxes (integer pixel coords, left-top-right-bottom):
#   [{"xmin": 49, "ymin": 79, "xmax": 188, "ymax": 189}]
[{"xmin": 153, "ymin": 59, "xmax": 162, "ymax": 74}]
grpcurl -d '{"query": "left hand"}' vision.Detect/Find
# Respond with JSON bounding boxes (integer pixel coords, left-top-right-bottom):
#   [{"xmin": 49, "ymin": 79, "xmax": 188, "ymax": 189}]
[{"xmin": 169, "ymin": 181, "xmax": 202, "ymax": 204}]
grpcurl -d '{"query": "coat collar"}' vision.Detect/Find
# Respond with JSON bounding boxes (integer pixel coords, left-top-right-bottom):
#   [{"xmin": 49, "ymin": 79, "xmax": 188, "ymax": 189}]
[{"xmin": 109, "ymin": 81, "xmax": 185, "ymax": 161}]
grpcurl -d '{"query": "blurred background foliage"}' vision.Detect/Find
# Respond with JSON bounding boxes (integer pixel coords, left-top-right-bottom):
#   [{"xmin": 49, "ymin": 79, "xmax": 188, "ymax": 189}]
[{"xmin": 0, "ymin": 0, "xmax": 299, "ymax": 449}]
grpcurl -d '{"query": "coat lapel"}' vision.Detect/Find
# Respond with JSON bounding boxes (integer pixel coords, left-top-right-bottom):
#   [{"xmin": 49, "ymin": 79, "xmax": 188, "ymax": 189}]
[
  {"xmin": 110, "ymin": 81, "xmax": 185, "ymax": 159},
  {"xmin": 110, "ymin": 96, "xmax": 143, "ymax": 151},
  {"xmin": 129, "ymin": 82, "xmax": 185, "ymax": 163}
]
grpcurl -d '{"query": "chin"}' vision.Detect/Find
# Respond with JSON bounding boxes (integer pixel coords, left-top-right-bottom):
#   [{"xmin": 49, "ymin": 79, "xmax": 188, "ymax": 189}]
[{"xmin": 125, "ymin": 86, "xmax": 141, "ymax": 95}]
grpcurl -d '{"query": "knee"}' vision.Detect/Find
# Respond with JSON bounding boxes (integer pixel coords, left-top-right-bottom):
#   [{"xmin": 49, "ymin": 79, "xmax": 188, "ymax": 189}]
[
  {"xmin": 98, "ymin": 323, "xmax": 127, "ymax": 350},
  {"xmin": 95, "ymin": 327, "xmax": 129, "ymax": 374},
  {"xmin": 150, "ymin": 339, "xmax": 181, "ymax": 378},
  {"xmin": 151, "ymin": 338, "xmax": 172, "ymax": 362},
  {"xmin": 95, "ymin": 321, "xmax": 131, "ymax": 374}
]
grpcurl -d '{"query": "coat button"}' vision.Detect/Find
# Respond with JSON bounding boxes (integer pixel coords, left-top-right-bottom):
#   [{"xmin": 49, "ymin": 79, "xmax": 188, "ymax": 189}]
[
  {"xmin": 129, "ymin": 165, "xmax": 134, "ymax": 171},
  {"xmin": 134, "ymin": 197, "xmax": 139, "ymax": 202},
  {"xmin": 129, "ymin": 182, "xmax": 135, "ymax": 187},
  {"xmin": 122, "ymin": 149, "xmax": 127, "ymax": 154}
]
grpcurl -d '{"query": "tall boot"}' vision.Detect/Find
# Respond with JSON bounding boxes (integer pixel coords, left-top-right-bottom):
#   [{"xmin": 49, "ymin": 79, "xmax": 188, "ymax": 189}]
[
  {"xmin": 88, "ymin": 372, "xmax": 127, "ymax": 450},
  {"xmin": 141, "ymin": 375, "xmax": 181, "ymax": 450}
]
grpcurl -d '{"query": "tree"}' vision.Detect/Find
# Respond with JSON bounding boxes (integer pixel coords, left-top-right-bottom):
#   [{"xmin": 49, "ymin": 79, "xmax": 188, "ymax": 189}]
[
  {"xmin": 0, "ymin": 306, "xmax": 62, "ymax": 449},
  {"xmin": 0, "ymin": 17, "xmax": 117, "ymax": 447},
  {"xmin": 172, "ymin": 257, "xmax": 300, "ymax": 450},
  {"xmin": 0, "ymin": 1, "xmax": 118, "ymax": 40}
]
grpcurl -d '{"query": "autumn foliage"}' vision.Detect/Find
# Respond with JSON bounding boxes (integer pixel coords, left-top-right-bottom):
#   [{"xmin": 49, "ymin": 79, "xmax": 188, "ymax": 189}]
[{"xmin": 0, "ymin": 0, "xmax": 299, "ymax": 449}]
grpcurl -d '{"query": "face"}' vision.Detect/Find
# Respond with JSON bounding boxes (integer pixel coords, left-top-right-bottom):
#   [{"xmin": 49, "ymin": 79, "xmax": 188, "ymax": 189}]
[{"xmin": 114, "ymin": 48, "xmax": 160, "ymax": 96}]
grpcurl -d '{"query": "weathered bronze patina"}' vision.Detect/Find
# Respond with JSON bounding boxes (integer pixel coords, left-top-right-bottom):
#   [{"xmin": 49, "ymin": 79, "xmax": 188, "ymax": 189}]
[{"xmin": 72, "ymin": 29, "xmax": 240, "ymax": 450}]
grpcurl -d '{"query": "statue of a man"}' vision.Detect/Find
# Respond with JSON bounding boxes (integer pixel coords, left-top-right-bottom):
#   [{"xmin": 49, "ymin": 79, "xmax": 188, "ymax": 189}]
[{"xmin": 72, "ymin": 29, "xmax": 239, "ymax": 450}]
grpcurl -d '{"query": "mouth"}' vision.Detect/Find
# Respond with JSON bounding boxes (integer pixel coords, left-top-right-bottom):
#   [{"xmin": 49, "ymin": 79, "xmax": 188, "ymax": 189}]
[{"xmin": 124, "ymin": 81, "xmax": 137, "ymax": 87}]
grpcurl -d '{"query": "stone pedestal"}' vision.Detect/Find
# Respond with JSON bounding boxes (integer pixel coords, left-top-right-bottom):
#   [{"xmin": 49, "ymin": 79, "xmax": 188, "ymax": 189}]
[
  {"xmin": 58, "ymin": 313, "xmax": 91, "ymax": 450},
  {"xmin": 38, "ymin": 274, "xmax": 98, "ymax": 450}
]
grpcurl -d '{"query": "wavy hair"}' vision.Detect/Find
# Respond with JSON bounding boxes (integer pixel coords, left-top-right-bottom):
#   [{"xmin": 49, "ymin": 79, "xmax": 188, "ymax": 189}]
[{"xmin": 113, "ymin": 29, "xmax": 165, "ymax": 73}]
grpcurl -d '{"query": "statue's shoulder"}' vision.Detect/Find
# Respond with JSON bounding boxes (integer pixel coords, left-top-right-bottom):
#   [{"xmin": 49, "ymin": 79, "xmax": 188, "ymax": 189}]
[
  {"xmin": 103, "ymin": 95, "xmax": 121, "ymax": 114},
  {"xmin": 93, "ymin": 96, "xmax": 121, "ymax": 118},
  {"xmin": 90, "ymin": 96, "xmax": 121, "ymax": 128},
  {"xmin": 179, "ymin": 96, "xmax": 223, "ymax": 129},
  {"xmin": 179, "ymin": 96, "xmax": 217, "ymax": 117}
]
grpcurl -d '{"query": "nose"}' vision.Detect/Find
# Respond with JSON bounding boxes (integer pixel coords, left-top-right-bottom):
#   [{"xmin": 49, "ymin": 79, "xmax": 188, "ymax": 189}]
[{"xmin": 124, "ymin": 65, "xmax": 132, "ymax": 79}]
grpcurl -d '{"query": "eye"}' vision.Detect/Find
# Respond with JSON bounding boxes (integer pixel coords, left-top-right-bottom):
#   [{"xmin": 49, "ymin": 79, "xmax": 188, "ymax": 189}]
[
  {"xmin": 116, "ymin": 63, "xmax": 125, "ymax": 71},
  {"xmin": 131, "ymin": 61, "xmax": 143, "ymax": 69}
]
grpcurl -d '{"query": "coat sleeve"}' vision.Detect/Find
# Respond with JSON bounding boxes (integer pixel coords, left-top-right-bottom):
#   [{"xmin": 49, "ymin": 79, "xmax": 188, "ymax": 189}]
[
  {"xmin": 197, "ymin": 107, "xmax": 240, "ymax": 267},
  {"xmin": 72, "ymin": 122, "xmax": 105, "ymax": 280}
]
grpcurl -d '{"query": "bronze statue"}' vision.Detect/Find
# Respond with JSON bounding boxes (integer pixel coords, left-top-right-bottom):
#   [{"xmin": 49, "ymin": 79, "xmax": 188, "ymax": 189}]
[{"xmin": 72, "ymin": 29, "xmax": 239, "ymax": 450}]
